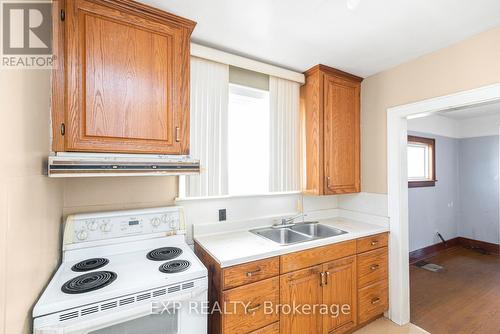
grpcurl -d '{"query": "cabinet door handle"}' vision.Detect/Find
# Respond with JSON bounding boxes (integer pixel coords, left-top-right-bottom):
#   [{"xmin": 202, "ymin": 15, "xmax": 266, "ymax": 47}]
[
  {"xmin": 175, "ymin": 127, "xmax": 180, "ymax": 142},
  {"xmin": 371, "ymin": 240, "xmax": 379, "ymax": 246},
  {"xmin": 320, "ymin": 272, "xmax": 326, "ymax": 286},
  {"xmin": 370, "ymin": 264, "xmax": 380, "ymax": 271},
  {"xmin": 371, "ymin": 297, "xmax": 381, "ymax": 305},
  {"xmin": 246, "ymin": 304, "xmax": 262, "ymax": 314},
  {"xmin": 246, "ymin": 269, "xmax": 261, "ymax": 277},
  {"xmin": 325, "ymin": 271, "xmax": 330, "ymax": 285},
  {"xmin": 327, "ymin": 176, "xmax": 331, "ymax": 188}
]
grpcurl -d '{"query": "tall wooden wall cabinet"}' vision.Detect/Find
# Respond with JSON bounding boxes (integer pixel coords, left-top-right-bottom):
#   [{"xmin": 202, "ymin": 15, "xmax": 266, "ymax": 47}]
[
  {"xmin": 301, "ymin": 65, "xmax": 362, "ymax": 195},
  {"xmin": 51, "ymin": 0, "xmax": 196, "ymax": 154}
]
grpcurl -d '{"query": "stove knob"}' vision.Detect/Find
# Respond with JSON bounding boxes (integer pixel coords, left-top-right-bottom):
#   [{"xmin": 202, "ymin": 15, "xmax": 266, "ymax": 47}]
[
  {"xmin": 87, "ymin": 220, "xmax": 98, "ymax": 231},
  {"xmin": 77, "ymin": 230, "xmax": 88, "ymax": 241},
  {"xmin": 100, "ymin": 222, "xmax": 112, "ymax": 232},
  {"xmin": 151, "ymin": 217, "xmax": 161, "ymax": 227},
  {"xmin": 161, "ymin": 214, "xmax": 169, "ymax": 224}
]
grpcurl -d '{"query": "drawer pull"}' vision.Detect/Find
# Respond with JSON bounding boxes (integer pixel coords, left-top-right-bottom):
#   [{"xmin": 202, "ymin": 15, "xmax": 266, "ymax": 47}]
[
  {"xmin": 371, "ymin": 297, "xmax": 381, "ymax": 305},
  {"xmin": 371, "ymin": 240, "xmax": 379, "ymax": 246},
  {"xmin": 370, "ymin": 264, "xmax": 380, "ymax": 271},
  {"xmin": 246, "ymin": 269, "xmax": 262, "ymax": 277},
  {"xmin": 246, "ymin": 304, "xmax": 262, "ymax": 314}
]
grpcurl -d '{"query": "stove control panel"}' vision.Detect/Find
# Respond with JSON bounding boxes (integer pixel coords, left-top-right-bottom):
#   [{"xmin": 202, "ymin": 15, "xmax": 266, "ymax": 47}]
[{"xmin": 65, "ymin": 207, "xmax": 185, "ymax": 243}]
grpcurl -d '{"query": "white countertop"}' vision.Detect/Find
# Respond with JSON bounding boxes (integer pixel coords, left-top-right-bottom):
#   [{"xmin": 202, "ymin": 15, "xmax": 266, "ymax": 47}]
[{"xmin": 194, "ymin": 217, "xmax": 389, "ymax": 268}]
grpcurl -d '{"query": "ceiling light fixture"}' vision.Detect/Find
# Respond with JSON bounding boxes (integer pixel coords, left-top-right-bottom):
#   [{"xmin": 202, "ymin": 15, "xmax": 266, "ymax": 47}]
[{"xmin": 347, "ymin": 0, "xmax": 361, "ymax": 11}]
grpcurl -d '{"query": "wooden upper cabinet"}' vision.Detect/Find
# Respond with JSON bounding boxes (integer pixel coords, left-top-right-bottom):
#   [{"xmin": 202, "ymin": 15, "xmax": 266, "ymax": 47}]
[
  {"xmin": 53, "ymin": 0, "xmax": 196, "ymax": 154},
  {"xmin": 301, "ymin": 65, "xmax": 362, "ymax": 195}
]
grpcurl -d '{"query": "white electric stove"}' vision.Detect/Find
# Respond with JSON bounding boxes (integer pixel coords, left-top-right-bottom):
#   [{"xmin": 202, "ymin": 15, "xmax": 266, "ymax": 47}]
[{"xmin": 33, "ymin": 207, "xmax": 208, "ymax": 334}]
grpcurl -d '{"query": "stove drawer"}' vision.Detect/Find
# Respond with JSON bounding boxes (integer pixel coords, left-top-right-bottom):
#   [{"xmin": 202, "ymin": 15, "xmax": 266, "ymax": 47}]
[
  {"xmin": 223, "ymin": 257, "xmax": 279, "ymax": 289},
  {"xmin": 222, "ymin": 277, "xmax": 280, "ymax": 334}
]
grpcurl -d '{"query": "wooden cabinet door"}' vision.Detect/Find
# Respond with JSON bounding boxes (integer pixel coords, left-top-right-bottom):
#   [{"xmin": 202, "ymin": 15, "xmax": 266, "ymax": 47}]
[
  {"xmin": 323, "ymin": 73, "xmax": 360, "ymax": 194},
  {"xmin": 280, "ymin": 265, "xmax": 323, "ymax": 334},
  {"xmin": 65, "ymin": 0, "xmax": 191, "ymax": 154},
  {"xmin": 322, "ymin": 256, "xmax": 357, "ymax": 334}
]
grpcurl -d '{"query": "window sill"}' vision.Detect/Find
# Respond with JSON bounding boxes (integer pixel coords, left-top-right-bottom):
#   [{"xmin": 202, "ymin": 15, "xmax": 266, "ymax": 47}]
[
  {"xmin": 408, "ymin": 180, "xmax": 436, "ymax": 188},
  {"xmin": 175, "ymin": 191, "xmax": 301, "ymax": 202}
]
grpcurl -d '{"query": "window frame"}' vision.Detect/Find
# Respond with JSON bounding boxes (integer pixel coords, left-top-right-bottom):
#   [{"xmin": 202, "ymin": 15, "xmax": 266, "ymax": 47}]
[{"xmin": 407, "ymin": 135, "xmax": 436, "ymax": 188}]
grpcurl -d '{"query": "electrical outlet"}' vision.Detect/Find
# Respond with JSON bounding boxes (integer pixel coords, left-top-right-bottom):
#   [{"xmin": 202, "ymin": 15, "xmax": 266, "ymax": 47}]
[{"xmin": 218, "ymin": 209, "xmax": 226, "ymax": 222}]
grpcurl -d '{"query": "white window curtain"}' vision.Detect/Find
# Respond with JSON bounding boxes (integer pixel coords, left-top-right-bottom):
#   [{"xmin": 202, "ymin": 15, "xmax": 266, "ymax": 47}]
[
  {"xmin": 185, "ymin": 57, "xmax": 229, "ymax": 197},
  {"xmin": 269, "ymin": 76, "xmax": 301, "ymax": 192}
]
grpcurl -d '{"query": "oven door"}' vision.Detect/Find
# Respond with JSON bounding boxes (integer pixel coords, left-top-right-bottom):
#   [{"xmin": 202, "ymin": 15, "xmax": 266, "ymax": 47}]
[{"xmin": 35, "ymin": 287, "xmax": 207, "ymax": 334}]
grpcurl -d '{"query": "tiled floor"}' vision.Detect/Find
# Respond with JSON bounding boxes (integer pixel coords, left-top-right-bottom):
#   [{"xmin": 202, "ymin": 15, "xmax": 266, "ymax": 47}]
[{"xmin": 354, "ymin": 318, "xmax": 429, "ymax": 334}]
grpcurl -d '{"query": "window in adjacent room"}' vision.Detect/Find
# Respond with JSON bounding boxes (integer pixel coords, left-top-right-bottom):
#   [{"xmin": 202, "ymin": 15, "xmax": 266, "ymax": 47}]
[{"xmin": 407, "ymin": 135, "xmax": 436, "ymax": 188}]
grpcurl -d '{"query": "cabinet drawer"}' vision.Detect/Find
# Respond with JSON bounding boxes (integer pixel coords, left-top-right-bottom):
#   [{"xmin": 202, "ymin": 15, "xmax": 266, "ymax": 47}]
[
  {"xmin": 280, "ymin": 240, "xmax": 356, "ymax": 273},
  {"xmin": 358, "ymin": 280, "xmax": 388, "ymax": 324},
  {"xmin": 249, "ymin": 322, "xmax": 279, "ymax": 334},
  {"xmin": 357, "ymin": 247, "xmax": 388, "ymax": 288},
  {"xmin": 356, "ymin": 233, "xmax": 388, "ymax": 253},
  {"xmin": 222, "ymin": 277, "xmax": 280, "ymax": 334},
  {"xmin": 223, "ymin": 257, "xmax": 279, "ymax": 290}
]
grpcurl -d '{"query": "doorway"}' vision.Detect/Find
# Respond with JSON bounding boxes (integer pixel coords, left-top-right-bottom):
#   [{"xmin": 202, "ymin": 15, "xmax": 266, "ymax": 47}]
[{"xmin": 386, "ymin": 83, "xmax": 500, "ymax": 326}]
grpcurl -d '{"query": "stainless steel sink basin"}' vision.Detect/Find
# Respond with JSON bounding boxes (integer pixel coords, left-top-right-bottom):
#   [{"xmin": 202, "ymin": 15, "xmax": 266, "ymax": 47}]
[
  {"xmin": 290, "ymin": 223, "xmax": 348, "ymax": 238},
  {"xmin": 250, "ymin": 222, "xmax": 348, "ymax": 246},
  {"xmin": 251, "ymin": 227, "xmax": 313, "ymax": 245}
]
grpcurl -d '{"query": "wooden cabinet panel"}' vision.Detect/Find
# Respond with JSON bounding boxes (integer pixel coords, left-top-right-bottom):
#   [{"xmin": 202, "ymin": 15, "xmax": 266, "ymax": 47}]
[
  {"xmin": 60, "ymin": 0, "xmax": 195, "ymax": 154},
  {"xmin": 301, "ymin": 65, "xmax": 362, "ymax": 195},
  {"xmin": 223, "ymin": 278, "xmax": 280, "ymax": 334},
  {"xmin": 357, "ymin": 247, "xmax": 388, "ymax": 288},
  {"xmin": 356, "ymin": 233, "xmax": 388, "ymax": 254},
  {"xmin": 280, "ymin": 240, "xmax": 356, "ymax": 274},
  {"xmin": 323, "ymin": 74, "xmax": 360, "ymax": 194},
  {"xmin": 322, "ymin": 256, "xmax": 357, "ymax": 334},
  {"xmin": 280, "ymin": 265, "xmax": 323, "ymax": 334},
  {"xmin": 250, "ymin": 322, "xmax": 280, "ymax": 334},
  {"xmin": 358, "ymin": 279, "xmax": 389, "ymax": 324},
  {"xmin": 223, "ymin": 257, "xmax": 280, "ymax": 290}
]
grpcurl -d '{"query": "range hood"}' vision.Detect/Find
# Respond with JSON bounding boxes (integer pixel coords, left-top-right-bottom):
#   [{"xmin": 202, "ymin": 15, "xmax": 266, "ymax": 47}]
[{"xmin": 48, "ymin": 152, "xmax": 200, "ymax": 178}]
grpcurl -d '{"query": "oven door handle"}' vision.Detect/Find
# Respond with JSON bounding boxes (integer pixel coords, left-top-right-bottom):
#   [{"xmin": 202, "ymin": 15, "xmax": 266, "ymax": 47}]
[{"xmin": 35, "ymin": 286, "xmax": 207, "ymax": 334}]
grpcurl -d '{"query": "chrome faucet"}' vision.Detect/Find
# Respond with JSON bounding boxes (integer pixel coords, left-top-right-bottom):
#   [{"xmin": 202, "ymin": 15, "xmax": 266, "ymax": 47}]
[{"xmin": 272, "ymin": 213, "xmax": 307, "ymax": 228}]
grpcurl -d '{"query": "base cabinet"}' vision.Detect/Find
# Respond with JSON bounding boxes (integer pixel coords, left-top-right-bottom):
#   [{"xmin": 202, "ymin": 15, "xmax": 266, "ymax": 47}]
[
  {"xmin": 195, "ymin": 233, "xmax": 389, "ymax": 334},
  {"xmin": 280, "ymin": 265, "xmax": 323, "ymax": 334},
  {"xmin": 322, "ymin": 257, "xmax": 357, "ymax": 334}
]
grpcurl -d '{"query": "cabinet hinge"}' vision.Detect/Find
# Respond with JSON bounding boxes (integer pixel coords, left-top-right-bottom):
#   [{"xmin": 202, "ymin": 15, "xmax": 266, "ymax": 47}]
[
  {"xmin": 60, "ymin": 123, "xmax": 65, "ymax": 136},
  {"xmin": 60, "ymin": 9, "xmax": 65, "ymax": 21}
]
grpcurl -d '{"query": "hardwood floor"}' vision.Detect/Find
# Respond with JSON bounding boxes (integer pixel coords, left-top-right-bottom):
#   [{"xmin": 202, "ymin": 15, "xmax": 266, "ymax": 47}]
[{"xmin": 410, "ymin": 247, "xmax": 500, "ymax": 334}]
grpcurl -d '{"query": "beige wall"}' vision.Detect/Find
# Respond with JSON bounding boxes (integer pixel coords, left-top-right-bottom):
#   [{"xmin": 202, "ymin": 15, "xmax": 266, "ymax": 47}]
[
  {"xmin": 0, "ymin": 70, "xmax": 64, "ymax": 334},
  {"xmin": 361, "ymin": 26, "xmax": 500, "ymax": 194},
  {"xmin": 0, "ymin": 70, "xmax": 178, "ymax": 334},
  {"xmin": 63, "ymin": 177, "xmax": 177, "ymax": 216}
]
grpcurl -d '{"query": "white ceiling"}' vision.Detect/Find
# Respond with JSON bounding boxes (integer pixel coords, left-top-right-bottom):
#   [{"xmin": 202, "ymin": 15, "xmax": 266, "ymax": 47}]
[
  {"xmin": 139, "ymin": 0, "xmax": 500, "ymax": 77},
  {"xmin": 438, "ymin": 101, "xmax": 500, "ymax": 120}
]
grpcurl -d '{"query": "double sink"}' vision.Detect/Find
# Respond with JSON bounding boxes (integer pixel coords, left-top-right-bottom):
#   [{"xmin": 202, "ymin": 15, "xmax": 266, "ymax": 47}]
[{"xmin": 250, "ymin": 222, "xmax": 347, "ymax": 246}]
